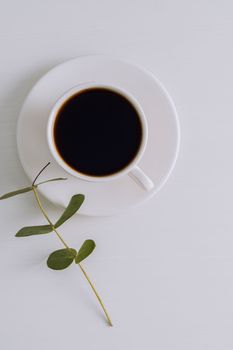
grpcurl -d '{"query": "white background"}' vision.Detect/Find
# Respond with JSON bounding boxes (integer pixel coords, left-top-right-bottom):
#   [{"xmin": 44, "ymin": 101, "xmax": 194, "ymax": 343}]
[{"xmin": 0, "ymin": 1, "xmax": 232, "ymax": 349}]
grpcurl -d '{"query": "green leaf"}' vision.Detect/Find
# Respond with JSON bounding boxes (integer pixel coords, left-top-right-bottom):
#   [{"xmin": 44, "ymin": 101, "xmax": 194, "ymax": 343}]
[
  {"xmin": 47, "ymin": 248, "xmax": 77, "ymax": 270},
  {"xmin": 15, "ymin": 225, "xmax": 52, "ymax": 237},
  {"xmin": 54, "ymin": 194, "xmax": 85, "ymax": 228},
  {"xmin": 75, "ymin": 240, "xmax": 96, "ymax": 264},
  {"xmin": 0, "ymin": 187, "xmax": 32, "ymax": 200},
  {"xmin": 36, "ymin": 178, "xmax": 67, "ymax": 186}
]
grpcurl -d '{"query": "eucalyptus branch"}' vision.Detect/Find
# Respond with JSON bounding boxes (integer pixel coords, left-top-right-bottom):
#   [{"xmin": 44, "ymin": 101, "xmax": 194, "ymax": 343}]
[
  {"xmin": 0, "ymin": 163, "xmax": 112, "ymax": 327},
  {"xmin": 32, "ymin": 185, "xmax": 112, "ymax": 326}
]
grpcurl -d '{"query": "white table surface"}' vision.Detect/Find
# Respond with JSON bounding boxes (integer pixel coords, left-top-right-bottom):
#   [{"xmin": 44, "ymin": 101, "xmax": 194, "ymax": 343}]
[{"xmin": 0, "ymin": 1, "xmax": 232, "ymax": 349}]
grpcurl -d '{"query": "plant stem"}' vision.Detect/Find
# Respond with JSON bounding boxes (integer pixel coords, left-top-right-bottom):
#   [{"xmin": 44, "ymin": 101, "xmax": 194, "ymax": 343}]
[
  {"xmin": 32, "ymin": 162, "xmax": 51, "ymax": 186},
  {"xmin": 32, "ymin": 187, "xmax": 69, "ymax": 249},
  {"xmin": 78, "ymin": 263, "xmax": 113, "ymax": 326},
  {"xmin": 32, "ymin": 185, "xmax": 113, "ymax": 326}
]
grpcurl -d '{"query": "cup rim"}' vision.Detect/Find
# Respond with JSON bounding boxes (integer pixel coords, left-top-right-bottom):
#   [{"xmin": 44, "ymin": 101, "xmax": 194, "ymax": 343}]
[{"xmin": 47, "ymin": 82, "xmax": 148, "ymax": 182}]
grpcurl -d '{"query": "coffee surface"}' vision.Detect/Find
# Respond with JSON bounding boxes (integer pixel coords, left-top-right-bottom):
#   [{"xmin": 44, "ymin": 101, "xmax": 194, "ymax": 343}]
[{"xmin": 54, "ymin": 88, "xmax": 143, "ymax": 176}]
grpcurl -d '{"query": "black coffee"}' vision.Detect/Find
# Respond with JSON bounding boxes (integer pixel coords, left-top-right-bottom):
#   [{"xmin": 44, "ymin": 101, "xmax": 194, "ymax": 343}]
[{"xmin": 54, "ymin": 88, "xmax": 143, "ymax": 177}]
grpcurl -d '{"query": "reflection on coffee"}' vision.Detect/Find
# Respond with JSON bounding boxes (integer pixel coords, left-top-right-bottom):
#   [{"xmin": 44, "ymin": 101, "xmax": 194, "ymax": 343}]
[{"xmin": 54, "ymin": 88, "xmax": 143, "ymax": 177}]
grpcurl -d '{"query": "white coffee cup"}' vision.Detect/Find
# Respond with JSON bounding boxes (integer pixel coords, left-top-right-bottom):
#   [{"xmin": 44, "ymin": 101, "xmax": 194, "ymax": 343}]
[{"xmin": 47, "ymin": 83, "xmax": 154, "ymax": 191}]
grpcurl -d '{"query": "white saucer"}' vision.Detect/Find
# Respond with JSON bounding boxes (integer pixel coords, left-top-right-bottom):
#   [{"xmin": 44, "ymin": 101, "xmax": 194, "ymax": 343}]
[{"xmin": 17, "ymin": 55, "xmax": 180, "ymax": 216}]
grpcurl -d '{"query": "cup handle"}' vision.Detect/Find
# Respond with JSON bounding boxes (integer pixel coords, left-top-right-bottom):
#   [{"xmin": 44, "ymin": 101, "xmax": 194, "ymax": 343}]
[{"xmin": 128, "ymin": 166, "xmax": 154, "ymax": 191}]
